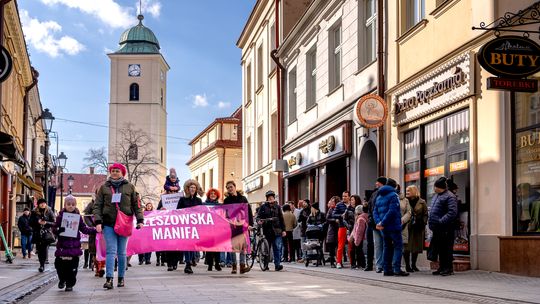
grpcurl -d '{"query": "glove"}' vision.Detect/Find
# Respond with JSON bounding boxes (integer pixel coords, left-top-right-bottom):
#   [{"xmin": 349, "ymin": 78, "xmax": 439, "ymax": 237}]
[{"xmin": 58, "ymin": 227, "xmax": 66, "ymax": 233}]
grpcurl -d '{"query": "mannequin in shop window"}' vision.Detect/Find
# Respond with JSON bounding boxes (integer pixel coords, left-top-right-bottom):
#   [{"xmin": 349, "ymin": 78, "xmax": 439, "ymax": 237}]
[{"xmin": 516, "ymin": 183, "xmax": 540, "ymax": 232}]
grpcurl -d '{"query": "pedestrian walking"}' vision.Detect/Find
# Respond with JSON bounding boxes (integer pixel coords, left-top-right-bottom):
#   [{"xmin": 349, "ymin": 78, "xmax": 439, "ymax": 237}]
[
  {"xmin": 428, "ymin": 177, "xmax": 458, "ymax": 276},
  {"xmin": 331, "ymin": 191, "xmax": 351, "ymax": 269},
  {"xmin": 17, "ymin": 208, "xmax": 33, "ymax": 259},
  {"xmin": 53, "ymin": 195, "xmax": 96, "ymax": 292},
  {"xmin": 349, "ymin": 204, "xmax": 368, "ymax": 269},
  {"xmin": 297, "ymin": 199, "xmax": 311, "ymax": 262},
  {"xmin": 138, "ymin": 202, "xmax": 155, "ymax": 265},
  {"xmin": 93, "ymin": 163, "xmax": 144, "ymax": 289},
  {"xmin": 256, "ymin": 190, "xmax": 286, "ymax": 271},
  {"xmin": 366, "ymin": 176, "xmax": 387, "ymax": 272},
  {"xmin": 325, "ymin": 196, "xmax": 339, "ymax": 268},
  {"xmin": 345, "ymin": 195, "xmax": 359, "ymax": 268},
  {"xmin": 403, "ymin": 185, "xmax": 428, "ymax": 272},
  {"xmin": 83, "ymin": 195, "xmax": 105, "ymax": 277},
  {"xmin": 223, "ymin": 180, "xmax": 253, "ymax": 274},
  {"xmin": 397, "ymin": 184, "xmax": 412, "ymax": 271},
  {"xmin": 178, "ymin": 179, "xmax": 204, "ymax": 274},
  {"xmin": 30, "ymin": 198, "xmax": 56, "ymax": 272},
  {"xmin": 204, "ymin": 188, "xmax": 222, "ymax": 272},
  {"xmin": 282, "ymin": 204, "xmax": 297, "ymax": 263},
  {"xmin": 374, "ymin": 178, "xmax": 409, "ymax": 276}
]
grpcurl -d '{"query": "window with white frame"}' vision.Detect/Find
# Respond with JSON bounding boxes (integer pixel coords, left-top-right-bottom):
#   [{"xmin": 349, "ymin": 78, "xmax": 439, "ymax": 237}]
[
  {"xmin": 361, "ymin": 0, "xmax": 377, "ymax": 67},
  {"xmin": 404, "ymin": 0, "xmax": 425, "ymax": 32},
  {"xmin": 306, "ymin": 47, "xmax": 317, "ymax": 110},
  {"xmin": 329, "ymin": 23, "xmax": 342, "ymax": 91},
  {"xmin": 257, "ymin": 44, "xmax": 264, "ymax": 88},
  {"xmin": 270, "ymin": 23, "xmax": 276, "ymax": 70},
  {"xmin": 288, "ymin": 68, "xmax": 297, "ymax": 124}
]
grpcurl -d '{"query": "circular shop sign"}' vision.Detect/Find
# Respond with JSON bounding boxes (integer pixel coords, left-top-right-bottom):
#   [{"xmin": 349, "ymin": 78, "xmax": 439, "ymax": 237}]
[
  {"xmin": 477, "ymin": 35, "xmax": 540, "ymax": 78},
  {"xmin": 0, "ymin": 46, "xmax": 12, "ymax": 83},
  {"xmin": 354, "ymin": 94, "xmax": 388, "ymax": 128}
]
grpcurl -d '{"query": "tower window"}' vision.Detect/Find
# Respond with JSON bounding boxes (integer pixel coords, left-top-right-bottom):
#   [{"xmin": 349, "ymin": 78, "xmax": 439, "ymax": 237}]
[
  {"xmin": 128, "ymin": 144, "xmax": 138, "ymax": 160},
  {"xmin": 161, "ymin": 88, "xmax": 164, "ymax": 106},
  {"xmin": 130, "ymin": 83, "xmax": 139, "ymax": 101}
]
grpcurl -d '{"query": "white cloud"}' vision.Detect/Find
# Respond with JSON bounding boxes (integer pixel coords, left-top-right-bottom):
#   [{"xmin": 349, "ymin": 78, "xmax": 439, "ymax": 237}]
[
  {"xmin": 217, "ymin": 101, "xmax": 231, "ymax": 109},
  {"xmin": 103, "ymin": 47, "xmax": 114, "ymax": 54},
  {"xmin": 192, "ymin": 94, "xmax": 209, "ymax": 108},
  {"xmin": 139, "ymin": 0, "xmax": 161, "ymax": 18},
  {"xmin": 20, "ymin": 10, "xmax": 85, "ymax": 57},
  {"xmin": 41, "ymin": 0, "xmax": 134, "ymax": 29}
]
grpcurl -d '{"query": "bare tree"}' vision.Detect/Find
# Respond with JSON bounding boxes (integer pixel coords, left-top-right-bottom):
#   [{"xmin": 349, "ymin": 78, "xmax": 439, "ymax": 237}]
[
  {"xmin": 83, "ymin": 147, "xmax": 109, "ymax": 174},
  {"xmin": 83, "ymin": 123, "xmax": 161, "ymax": 202}
]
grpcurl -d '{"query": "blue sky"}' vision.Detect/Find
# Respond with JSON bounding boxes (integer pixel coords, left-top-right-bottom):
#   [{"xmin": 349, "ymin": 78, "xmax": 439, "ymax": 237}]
[{"xmin": 18, "ymin": 0, "xmax": 256, "ymax": 182}]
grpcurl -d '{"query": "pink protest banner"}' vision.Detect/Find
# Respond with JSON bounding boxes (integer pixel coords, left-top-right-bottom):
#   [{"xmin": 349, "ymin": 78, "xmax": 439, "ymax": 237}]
[{"xmin": 125, "ymin": 204, "xmax": 250, "ymax": 256}]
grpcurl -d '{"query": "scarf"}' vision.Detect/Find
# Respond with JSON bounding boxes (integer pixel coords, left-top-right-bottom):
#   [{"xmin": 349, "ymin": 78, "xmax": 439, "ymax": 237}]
[{"xmin": 109, "ymin": 177, "xmax": 125, "ymax": 191}]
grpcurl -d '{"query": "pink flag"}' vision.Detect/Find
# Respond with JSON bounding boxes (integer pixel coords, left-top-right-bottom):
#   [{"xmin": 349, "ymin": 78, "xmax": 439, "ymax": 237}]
[{"xmin": 125, "ymin": 204, "xmax": 251, "ymax": 256}]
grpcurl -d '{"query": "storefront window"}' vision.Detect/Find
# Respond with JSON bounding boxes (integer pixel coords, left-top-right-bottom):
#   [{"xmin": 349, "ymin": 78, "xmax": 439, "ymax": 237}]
[
  {"xmin": 514, "ymin": 78, "xmax": 540, "ymax": 234},
  {"xmin": 404, "ymin": 129, "xmax": 420, "ymax": 188}
]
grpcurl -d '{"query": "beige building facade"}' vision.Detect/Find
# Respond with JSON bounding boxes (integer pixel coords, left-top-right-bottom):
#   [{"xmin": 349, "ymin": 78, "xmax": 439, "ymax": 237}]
[
  {"xmin": 187, "ymin": 108, "xmax": 243, "ymax": 199},
  {"xmin": 108, "ymin": 15, "xmax": 168, "ymax": 200},
  {"xmin": 386, "ymin": 0, "xmax": 540, "ymax": 276}
]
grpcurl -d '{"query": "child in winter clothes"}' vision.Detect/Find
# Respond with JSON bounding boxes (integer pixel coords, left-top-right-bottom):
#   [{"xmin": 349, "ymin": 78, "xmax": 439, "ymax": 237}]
[
  {"xmin": 53, "ymin": 195, "xmax": 96, "ymax": 291},
  {"xmin": 348, "ymin": 204, "xmax": 368, "ymax": 269}
]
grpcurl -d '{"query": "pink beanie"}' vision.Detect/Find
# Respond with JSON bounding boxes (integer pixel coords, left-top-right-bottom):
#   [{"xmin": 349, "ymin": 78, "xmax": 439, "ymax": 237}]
[{"xmin": 108, "ymin": 163, "xmax": 127, "ymax": 176}]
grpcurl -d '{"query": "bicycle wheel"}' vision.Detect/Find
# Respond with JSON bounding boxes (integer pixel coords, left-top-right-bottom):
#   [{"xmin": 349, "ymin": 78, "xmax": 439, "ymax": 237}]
[{"xmin": 258, "ymin": 239, "xmax": 270, "ymax": 271}]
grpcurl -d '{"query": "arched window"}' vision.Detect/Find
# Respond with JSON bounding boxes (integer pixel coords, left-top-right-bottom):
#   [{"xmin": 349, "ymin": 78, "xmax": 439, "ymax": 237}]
[
  {"xmin": 128, "ymin": 144, "xmax": 138, "ymax": 160},
  {"xmin": 129, "ymin": 83, "xmax": 139, "ymax": 101}
]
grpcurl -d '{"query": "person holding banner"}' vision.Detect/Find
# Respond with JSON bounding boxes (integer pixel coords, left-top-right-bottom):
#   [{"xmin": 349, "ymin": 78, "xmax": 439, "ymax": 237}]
[
  {"xmin": 138, "ymin": 202, "xmax": 155, "ymax": 265},
  {"xmin": 52, "ymin": 195, "xmax": 97, "ymax": 291},
  {"xmin": 178, "ymin": 179, "xmax": 204, "ymax": 274},
  {"xmin": 203, "ymin": 188, "xmax": 223, "ymax": 271},
  {"xmin": 93, "ymin": 163, "xmax": 144, "ymax": 289},
  {"xmin": 256, "ymin": 190, "xmax": 286, "ymax": 271},
  {"xmin": 223, "ymin": 181, "xmax": 253, "ymax": 274},
  {"xmin": 83, "ymin": 194, "xmax": 105, "ymax": 277}
]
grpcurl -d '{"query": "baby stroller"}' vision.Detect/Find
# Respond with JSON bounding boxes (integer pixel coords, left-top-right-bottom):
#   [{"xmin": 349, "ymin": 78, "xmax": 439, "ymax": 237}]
[{"xmin": 302, "ymin": 224, "xmax": 325, "ymax": 267}]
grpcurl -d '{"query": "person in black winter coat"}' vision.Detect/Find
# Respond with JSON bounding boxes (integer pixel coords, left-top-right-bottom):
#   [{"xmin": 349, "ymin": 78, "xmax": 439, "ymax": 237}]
[
  {"xmin": 256, "ymin": 190, "xmax": 286, "ymax": 271},
  {"xmin": 177, "ymin": 179, "xmax": 203, "ymax": 274},
  {"xmin": 428, "ymin": 177, "xmax": 458, "ymax": 276},
  {"xmin": 30, "ymin": 198, "xmax": 56, "ymax": 272},
  {"xmin": 17, "ymin": 208, "xmax": 33, "ymax": 259}
]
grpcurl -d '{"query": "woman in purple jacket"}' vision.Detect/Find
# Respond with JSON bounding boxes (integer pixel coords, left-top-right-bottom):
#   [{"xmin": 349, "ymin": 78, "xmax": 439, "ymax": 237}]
[{"xmin": 53, "ymin": 195, "xmax": 96, "ymax": 291}]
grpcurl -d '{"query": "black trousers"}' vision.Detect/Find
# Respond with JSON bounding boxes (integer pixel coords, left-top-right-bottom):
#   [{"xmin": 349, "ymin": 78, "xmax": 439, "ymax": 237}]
[
  {"xmin": 351, "ymin": 241, "xmax": 366, "ymax": 268},
  {"xmin": 366, "ymin": 225, "xmax": 374, "ymax": 268},
  {"xmin": 138, "ymin": 252, "xmax": 152, "ymax": 263},
  {"xmin": 283, "ymin": 231, "xmax": 294, "ymax": 262},
  {"xmin": 166, "ymin": 251, "xmax": 181, "ymax": 267},
  {"xmin": 431, "ymin": 229, "xmax": 454, "ymax": 271},
  {"xmin": 36, "ymin": 243, "xmax": 49, "ymax": 267},
  {"xmin": 55, "ymin": 256, "xmax": 79, "ymax": 287},
  {"xmin": 326, "ymin": 242, "xmax": 337, "ymax": 262},
  {"xmin": 204, "ymin": 252, "xmax": 220, "ymax": 266}
]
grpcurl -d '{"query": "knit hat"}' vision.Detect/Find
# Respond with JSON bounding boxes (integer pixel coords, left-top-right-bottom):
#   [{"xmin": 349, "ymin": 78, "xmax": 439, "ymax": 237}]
[
  {"xmin": 447, "ymin": 179, "xmax": 458, "ymax": 191},
  {"xmin": 64, "ymin": 195, "xmax": 77, "ymax": 205},
  {"xmin": 434, "ymin": 177, "xmax": 448, "ymax": 190},
  {"xmin": 355, "ymin": 205, "xmax": 363, "ymax": 215},
  {"xmin": 23, "ymin": 207, "xmax": 30, "ymax": 212},
  {"xmin": 169, "ymin": 168, "xmax": 177, "ymax": 179},
  {"xmin": 109, "ymin": 163, "xmax": 127, "ymax": 176},
  {"xmin": 386, "ymin": 178, "xmax": 398, "ymax": 189},
  {"xmin": 376, "ymin": 176, "xmax": 388, "ymax": 185},
  {"xmin": 311, "ymin": 202, "xmax": 320, "ymax": 210}
]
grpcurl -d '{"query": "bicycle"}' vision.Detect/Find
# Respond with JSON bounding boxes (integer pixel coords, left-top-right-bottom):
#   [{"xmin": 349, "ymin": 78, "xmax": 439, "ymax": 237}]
[
  {"xmin": 0, "ymin": 224, "xmax": 14, "ymax": 263},
  {"xmin": 248, "ymin": 224, "xmax": 270, "ymax": 271}
]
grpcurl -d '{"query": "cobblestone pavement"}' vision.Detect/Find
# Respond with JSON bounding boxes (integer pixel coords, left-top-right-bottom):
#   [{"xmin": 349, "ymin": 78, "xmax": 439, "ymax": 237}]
[{"xmin": 25, "ymin": 257, "xmax": 539, "ymax": 304}]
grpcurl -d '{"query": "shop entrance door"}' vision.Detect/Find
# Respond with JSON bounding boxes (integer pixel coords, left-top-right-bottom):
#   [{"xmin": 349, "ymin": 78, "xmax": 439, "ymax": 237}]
[{"xmin": 326, "ymin": 157, "xmax": 348, "ymax": 200}]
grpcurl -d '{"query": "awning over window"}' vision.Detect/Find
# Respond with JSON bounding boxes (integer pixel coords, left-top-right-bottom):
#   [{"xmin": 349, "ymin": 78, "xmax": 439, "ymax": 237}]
[
  {"xmin": 17, "ymin": 172, "xmax": 43, "ymax": 194},
  {"xmin": 447, "ymin": 110, "xmax": 469, "ymax": 136},
  {"xmin": 0, "ymin": 131, "xmax": 24, "ymax": 167},
  {"xmin": 404, "ymin": 129, "xmax": 420, "ymax": 150},
  {"xmin": 425, "ymin": 119, "xmax": 444, "ymax": 143}
]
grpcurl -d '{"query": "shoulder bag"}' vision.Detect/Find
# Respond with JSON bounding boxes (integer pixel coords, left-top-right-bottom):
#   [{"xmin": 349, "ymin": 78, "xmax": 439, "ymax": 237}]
[{"xmin": 111, "ymin": 186, "xmax": 134, "ymax": 237}]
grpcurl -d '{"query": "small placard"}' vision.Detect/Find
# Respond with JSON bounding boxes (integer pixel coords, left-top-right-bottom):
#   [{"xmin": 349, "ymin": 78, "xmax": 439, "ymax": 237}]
[
  {"xmin": 112, "ymin": 193, "xmax": 122, "ymax": 203},
  {"xmin": 60, "ymin": 212, "xmax": 80, "ymax": 238},
  {"xmin": 161, "ymin": 193, "xmax": 182, "ymax": 210}
]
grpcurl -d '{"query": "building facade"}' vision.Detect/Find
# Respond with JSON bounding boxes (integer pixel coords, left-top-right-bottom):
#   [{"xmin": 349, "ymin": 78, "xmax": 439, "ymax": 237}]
[
  {"xmin": 386, "ymin": 0, "xmax": 540, "ymax": 276},
  {"xmin": 237, "ymin": 0, "xmax": 310, "ymax": 204},
  {"xmin": 108, "ymin": 14, "xmax": 169, "ymax": 201},
  {"xmin": 277, "ymin": 0, "xmax": 381, "ymax": 210},
  {"xmin": 187, "ymin": 108, "xmax": 243, "ymax": 198}
]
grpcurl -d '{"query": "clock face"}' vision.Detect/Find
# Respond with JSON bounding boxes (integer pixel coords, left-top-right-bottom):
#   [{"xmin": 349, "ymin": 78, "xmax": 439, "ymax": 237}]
[{"xmin": 128, "ymin": 64, "xmax": 141, "ymax": 77}]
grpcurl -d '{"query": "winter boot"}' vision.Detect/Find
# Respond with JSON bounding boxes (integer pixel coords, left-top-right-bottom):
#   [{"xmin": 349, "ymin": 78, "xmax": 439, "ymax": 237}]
[
  {"xmin": 240, "ymin": 263, "xmax": 250, "ymax": 274},
  {"xmin": 117, "ymin": 277, "xmax": 125, "ymax": 287},
  {"xmin": 412, "ymin": 253, "xmax": 420, "ymax": 272},
  {"xmin": 404, "ymin": 252, "xmax": 413, "ymax": 272},
  {"xmin": 103, "ymin": 277, "xmax": 114, "ymax": 290},
  {"xmin": 215, "ymin": 262, "xmax": 222, "ymax": 271},
  {"xmin": 231, "ymin": 264, "xmax": 237, "ymax": 274},
  {"xmin": 184, "ymin": 264, "xmax": 193, "ymax": 274}
]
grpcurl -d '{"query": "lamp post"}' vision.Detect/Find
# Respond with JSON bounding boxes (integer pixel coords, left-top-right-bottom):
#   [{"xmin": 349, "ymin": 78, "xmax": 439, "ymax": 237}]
[
  {"xmin": 67, "ymin": 175, "xmax": 74, "ymax": 194},
  {"xmin": 39, "ymin": 108, "xmax": 54, "ymax": 208},
  {"xmin": 57, "ymin": 152, "xmax": 67, "ymax": 210}
]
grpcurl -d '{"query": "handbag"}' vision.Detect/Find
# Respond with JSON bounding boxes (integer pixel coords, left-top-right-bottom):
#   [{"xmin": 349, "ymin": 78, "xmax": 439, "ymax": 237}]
[
  {"xmin": 111, "ymin": 187, "xmax": 134, "ymax": 237},
  {"xmin": 40, "ymin": 228, "xmax": 55, "ymax": 245}
]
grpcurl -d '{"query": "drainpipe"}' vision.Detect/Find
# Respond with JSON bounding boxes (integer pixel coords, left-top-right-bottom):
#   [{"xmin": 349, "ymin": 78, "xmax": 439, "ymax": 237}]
[
  {"xmin": 272, "ymin": 0, "xmax": 285, "ymax": 204},
  {"xmin": 23, "ymin": 68, "xmax": 39, "ymax": 173},
  {"xmin": 377, "ymin": 0, "xmax": 385, "ymax": 176}
]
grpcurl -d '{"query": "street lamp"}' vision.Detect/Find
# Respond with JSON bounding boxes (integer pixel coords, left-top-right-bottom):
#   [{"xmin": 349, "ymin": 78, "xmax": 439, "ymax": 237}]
[
  {"xmin": 36, "ymin": 108, "xmax": 55, "ymax": 209},
  {"xmin": 67, "ymin": 175, "xmax": 74, "ymax": 194},
  {"xmin": 57, "ymin": 151, "xmax": 68, "ymax": 210}
]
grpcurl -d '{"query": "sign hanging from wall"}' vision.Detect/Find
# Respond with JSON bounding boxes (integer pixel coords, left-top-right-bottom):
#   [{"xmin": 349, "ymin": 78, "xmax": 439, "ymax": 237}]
[
  {"xmin": 354, "ymin": 94, "xmax": 388, "ymax": 128},
  {"xmin": 477, "ymin": 35, "xmax": 540, "ymax": 79},
  {"xmin": 0, "ymin": 46, "xmax": 13, "ymax": 83}
]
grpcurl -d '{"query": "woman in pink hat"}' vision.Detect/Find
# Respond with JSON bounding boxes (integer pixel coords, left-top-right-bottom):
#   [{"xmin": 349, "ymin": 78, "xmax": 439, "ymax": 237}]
[{"xmin": 93, "ymin": 163, "xmax": 144, "ymax": 289}]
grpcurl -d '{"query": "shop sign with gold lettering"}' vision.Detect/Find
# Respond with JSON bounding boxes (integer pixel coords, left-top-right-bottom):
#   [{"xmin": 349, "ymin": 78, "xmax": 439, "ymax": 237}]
[{"xmin": 478, "ymin": 36, "xmax": 540, "ymax": 79}]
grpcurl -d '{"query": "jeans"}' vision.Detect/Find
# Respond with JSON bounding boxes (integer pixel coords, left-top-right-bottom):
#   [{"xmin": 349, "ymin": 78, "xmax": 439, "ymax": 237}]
[
  {"xmin": 183, "ymin": 251, "xmax": 194, "ymax": 264},
  {"xmin": 269, "ymin": 236, "xmax": 283, "ymax": 267},
  {"xmin": 300, "ymin": 236, "xmax": 307, "ymax": 259},
  {"xmin": 231, "ymin": 252, "xmax": 246, "ymax": 265},
  {"xmin": 382, "ymin": 230, "xmax": 403, "ymax": 273},
  {"xmin": 21, "ymin": 234, "xmax": 32, "ymax": 257},
  {"xmin": 373, "ymin": 229, "xmax": 383, "ymax": 270},
  {"xmin": 103, "ymin": 225, "xmax": 128, "ymax": 278}
]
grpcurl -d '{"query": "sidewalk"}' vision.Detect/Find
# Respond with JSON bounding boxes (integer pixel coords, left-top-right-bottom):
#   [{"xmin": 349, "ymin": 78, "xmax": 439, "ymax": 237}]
[
  {"xmin": 285, "ymin": 262, "xmax": 540, "ymax": 304},
  {"xmin": 0, "ymin": 248, "xmax": 58, "ymax": 303}
]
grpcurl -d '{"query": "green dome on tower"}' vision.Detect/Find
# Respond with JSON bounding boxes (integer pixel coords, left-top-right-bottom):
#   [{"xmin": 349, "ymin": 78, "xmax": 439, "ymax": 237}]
[{"xmin": 116, "ymin": 15, "xmax": 160, "ymax": 54}]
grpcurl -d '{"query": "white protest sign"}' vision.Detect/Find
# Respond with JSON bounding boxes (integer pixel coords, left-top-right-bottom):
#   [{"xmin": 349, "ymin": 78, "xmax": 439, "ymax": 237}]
[
  {"xmin": 60, "ymin": 212, "xmax": 80, "ymax": 238},
  {"xmin": 161, "ymin": 193, "xmax": 182, "ymax": 210}
]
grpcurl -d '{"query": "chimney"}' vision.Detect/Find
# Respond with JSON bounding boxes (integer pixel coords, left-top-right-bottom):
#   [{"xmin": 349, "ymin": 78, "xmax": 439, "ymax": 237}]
[{"xmin": 89, "ymin": 167, "xmax": 95, "ymax": 175}]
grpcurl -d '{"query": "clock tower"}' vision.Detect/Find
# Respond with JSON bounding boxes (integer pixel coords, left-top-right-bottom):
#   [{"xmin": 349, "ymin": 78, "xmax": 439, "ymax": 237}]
[{"xmin": 108, "ymin": 14, "xmax": 169, "ymax": 200}]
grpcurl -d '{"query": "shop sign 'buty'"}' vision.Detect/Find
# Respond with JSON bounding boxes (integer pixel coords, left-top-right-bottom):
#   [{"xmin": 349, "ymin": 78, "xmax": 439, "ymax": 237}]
[{"xmin": 478, "ymin": 36, "xmax": 540, "ymax": 78}]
